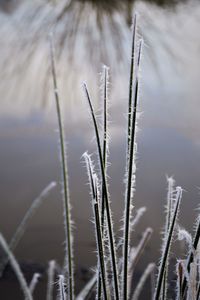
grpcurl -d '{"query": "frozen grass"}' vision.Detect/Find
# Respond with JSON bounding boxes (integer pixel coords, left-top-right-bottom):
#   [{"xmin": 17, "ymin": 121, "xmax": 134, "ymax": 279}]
[
  {"xmin": 50, "ymin": 34, "xmax": 74, "ymax": 300},
  {"xmin": 0, "ymin": 16, "xmax": 200, "ymax": 300}
]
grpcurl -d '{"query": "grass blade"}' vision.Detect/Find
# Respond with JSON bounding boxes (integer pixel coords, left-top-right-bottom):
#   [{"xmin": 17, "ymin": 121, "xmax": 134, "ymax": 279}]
[
  {"xmin": 0, "ymin": 182, "xmax": 56, "ymax": 277},
  {"xmin": 98, "ymin": 64, "xmax": 109, "ymax": 300},
  {"xmin": 161, "ymin": 176, "xmax": 175, "ymax": 300},
  {"xmin": 176, "ymin": 260, "xmax": 184, "ymax": 300},
  {"xmin": 83, "ymin": 83, "xmax": 119, "ymax": 299},
  {"xmin": 154, "ymin": 186, "xmax": 183, "ymax": 300},
  {"xmin": 76, "ymin": 274, "xmax": 97, "ymax": 300},
  {"xmin": 0, "ymin": 233, "xmax": 33, "ymax": 300},
  {"xmin": 58, "ymin": 275, "xmax": 66, "ymax": 300},
  {"xmin": 101, "ymin": 64, "xmax": 109, "ymax": 232},
  {"xmin": 29, "ymin": 273, "xmax": 41, "ymax": 295},
  {"xmin": 49, "ymin": 35, "xmax": 74, "ymax": 300},
  {"xmin": 127, "ymin": 14, "xmax": 137, "ymax": 156},
  {"xmin": 132, "ymin": 263, "xmax": 155, "ymax": 300},
  {"xmin": 128, "ymin": 227, "xmax": 153, "ymax": 298},
  {"xmin": 83, "ymin": 153, "xmax": 109, "ymax": 300},
  {"xmin": 181, "ymin": 215, "xmax": 200, "ymax": 298},
  {"xmin": 122, "ymin": 39, "xmax": 143, "ymax": 300},
  {"xmin": 93, "ymin": 177, "xmax": 109, "ymax": 300},
  {"xmin": 47, "ymin": 260, "xmax": 56, "ymax": 300}
]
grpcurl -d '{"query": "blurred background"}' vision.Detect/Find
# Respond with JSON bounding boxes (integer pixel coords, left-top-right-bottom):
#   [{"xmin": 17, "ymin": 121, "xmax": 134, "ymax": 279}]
[{"xmin": 0, "ymin": 0, "xmax": 199, "ymax": 298}]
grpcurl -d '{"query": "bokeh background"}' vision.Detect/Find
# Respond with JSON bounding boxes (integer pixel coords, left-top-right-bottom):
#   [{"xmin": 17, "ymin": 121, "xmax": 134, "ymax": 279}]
[{"xmin": 0, "ymin": 0, "xmax": 199, "ymax": 298}]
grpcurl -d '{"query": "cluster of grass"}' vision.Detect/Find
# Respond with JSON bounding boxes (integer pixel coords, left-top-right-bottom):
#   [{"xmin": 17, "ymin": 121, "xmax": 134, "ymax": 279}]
[{"xmin": 0, "ymin": 14, "xmax": 200, "ymax": 300}]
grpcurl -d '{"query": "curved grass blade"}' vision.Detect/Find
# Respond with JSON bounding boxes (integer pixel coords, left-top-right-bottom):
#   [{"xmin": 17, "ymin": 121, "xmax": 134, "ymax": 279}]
[
  {"xmin": 49, "ymin": 35, "xmax": 74, "ymax": 300},
  {"xmin": 132, "ymin": 263, "xmax": 155, "ymax": 300},
  {"xmin": 29, "ymin": 273, "xmax": 41, "ymax": 295},
  {"xmin": 0, "ymin": 182, "xmax": 56, "ymax": 277},
  {"xmin": 76, "ymin": 274, "xmax": 97, "ymax": 300},
  {"xmin": 83, "ymin": 84, "xmax": 119, "ymax": 300},
  {"xmin": 128, "ymin": 228, "xmax": 153, "ymax": 298},
  {"xmin": 0, "ymin": 233, "xmax": 33, "ymax": 300}
]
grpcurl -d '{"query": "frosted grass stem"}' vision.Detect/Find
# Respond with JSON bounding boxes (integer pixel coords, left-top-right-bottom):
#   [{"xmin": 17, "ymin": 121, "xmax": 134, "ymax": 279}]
[
  {"xmin": 127, "ymin": 14, "xmax": 137, "ymax": 156},
  {"xmin": 0, "ymin": 233, "xmax": 33, "ymax": 300},
  {"xmin": 29, "ymin": 273, "xmax": 41, "ymax": 295},
  {"xmin": 93, "ymin": 176, "xmax": 109, "ymax": 300},
  {"xmin": 83, "ymin": 153, "xmax": 109, "ymax": 300},
  {"xmin": 154, "ymin": 187, "xmax": 182, "ymax": 300},
  {"xmin": 47, "ymin": 260, "xmax": 56, "ymax": 300},
  {"xmin": 50, "ymin": 35, "xmax": 74, "ymax": 300},
  {"xmin": 161, "ymin": 176, "xmax": 175, "ymax": 300},
  {"xmin": 0, "ymin": 182, "xmax": 56, "ymax": 277},
  {"xmin": 101, "ymin": 64, "xmax": 109, "ymax": 232},
  {"xmin": 83, "ymin": 84, "xmax": 119, "ymax": 300},
  {"xmin": 128, "ymin": 228, "xmax": 153, "ymax": 298},
  {"xmin": 122, "ymin": 39, "xmax": 142, "ymax": 300},
  {"xmin": 98, "ymin": 64, "xmax": 109, "ymax": 300},
  {"xmin": 58, "ymin": 275, "xmax": 66, "ymax": 300},
  {"xmin": 181, "ymin": 217, "xmax": 200, "ymax": 298},
  {"xmin": 76, "ymin": 274, "xmax": 97, "ymax": 300},
  {"xmin": 176, "ymin": 261, "xmax": 184, "ymax": 300},
  {"xmin": 132, "ymin": 263, "xmax": 155, "ymax": 300}
]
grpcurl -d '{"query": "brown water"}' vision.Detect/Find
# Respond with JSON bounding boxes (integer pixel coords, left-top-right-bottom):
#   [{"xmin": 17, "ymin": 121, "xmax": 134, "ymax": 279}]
[{"xmin": 0, "ymin": 0, "xmax": 200, "ymax": 299}]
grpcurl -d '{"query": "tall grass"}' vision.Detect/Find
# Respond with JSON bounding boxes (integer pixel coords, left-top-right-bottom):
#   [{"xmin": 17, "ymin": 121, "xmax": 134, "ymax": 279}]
[
  {"xmin": 0, "ymin": 15, "xmax": 200, "ymax": 300},
  {"xmin": 83, "ymin": 82, "xmax": 120, "ymax": 299},
  {"xmin": 49, "ymin": 34, "xmax": 74, "ymax": 300}
]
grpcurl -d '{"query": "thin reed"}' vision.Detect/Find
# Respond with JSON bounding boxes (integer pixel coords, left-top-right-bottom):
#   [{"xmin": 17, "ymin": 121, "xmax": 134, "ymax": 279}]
[{"xmin": 49, "ymin": 35, "xmax": 74, "ymax": 300}]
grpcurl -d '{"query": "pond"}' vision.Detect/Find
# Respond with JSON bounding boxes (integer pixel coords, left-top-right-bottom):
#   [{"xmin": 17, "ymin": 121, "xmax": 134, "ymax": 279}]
[{"xmin": 0, "ymin": 0, "xmax": 199, "ymax": 299}]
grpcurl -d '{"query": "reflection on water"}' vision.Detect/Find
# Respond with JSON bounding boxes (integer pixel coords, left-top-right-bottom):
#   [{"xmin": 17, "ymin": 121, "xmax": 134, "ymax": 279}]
[{"xmin": 0, "ymin": 0, "xmax": 200, "ymax": 299}]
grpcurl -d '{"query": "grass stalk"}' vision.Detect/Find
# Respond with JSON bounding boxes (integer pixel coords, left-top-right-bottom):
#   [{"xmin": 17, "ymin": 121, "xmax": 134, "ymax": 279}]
[
  {"xmin": 98, "ymin": 64, "xmax": 109, "ymax": 300},
  {"xmin": 128, "ymin": 227, "xmax": 153, "ymax": 298},
  {"xmin": 161, "ymin": 176, "xmax": 175, "ymax": 300},
  {"xmin": 132, "ymin": 263, "xmax": 155, "ymax": 300},
  {"xmin": 29, "ymin": 273, "xmax": 41, "ymax": 295},
  {"xmin": 176, "ymin": 261, "xmax": 184, "ymax": 300},
  {"xmin": 47, "ymin": 260, "xmax": 56, "ymax": 300},
  {"xmin": 196, "ymin": 283, "xmax": 200, "ymax": 300},
  {"xmin": 101, "ymin": 64, "xmax": 109, "ymax": 233},
  {"xmin": 0, "ymin": 233, "xmax": 33, "ymax": 300},
  {"xmin": 154, "ymin": 186, "xmax": 182, "ymax": 300},
  {"xmin": 83, "ymin": 153, "xmax": 109, "ymax": 300},
  {"xmin": 127, "ymin": 14, "xmax": 137, "ymax": 156},
  {"xmin": 93, "ymin": 176, "xmax": 109, "ymax": 300},
  {"xmin": 0, "ymin": 182, "xmax": 56, "ymax": 277},
  {"xmin": 58, "ymin": 275, "xmax": 66, "ymax": 300},
  {"xmin": 83, "ymin": 83, "xmax": 119, "ymax": 300},
  {"xmin": 49, "ymin": 35, "xmax": 74, "ymax": 300},
  {"xmin": 122, "ymin": 39, "xmax": 142, "ymax": 300},
  {"xmin": 181, "ymin": 216, "xmax": 200, "ymax": 298},
  {"xmin": 76, "ymin": 274, "xmax": 97, "ymax": 300}
]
